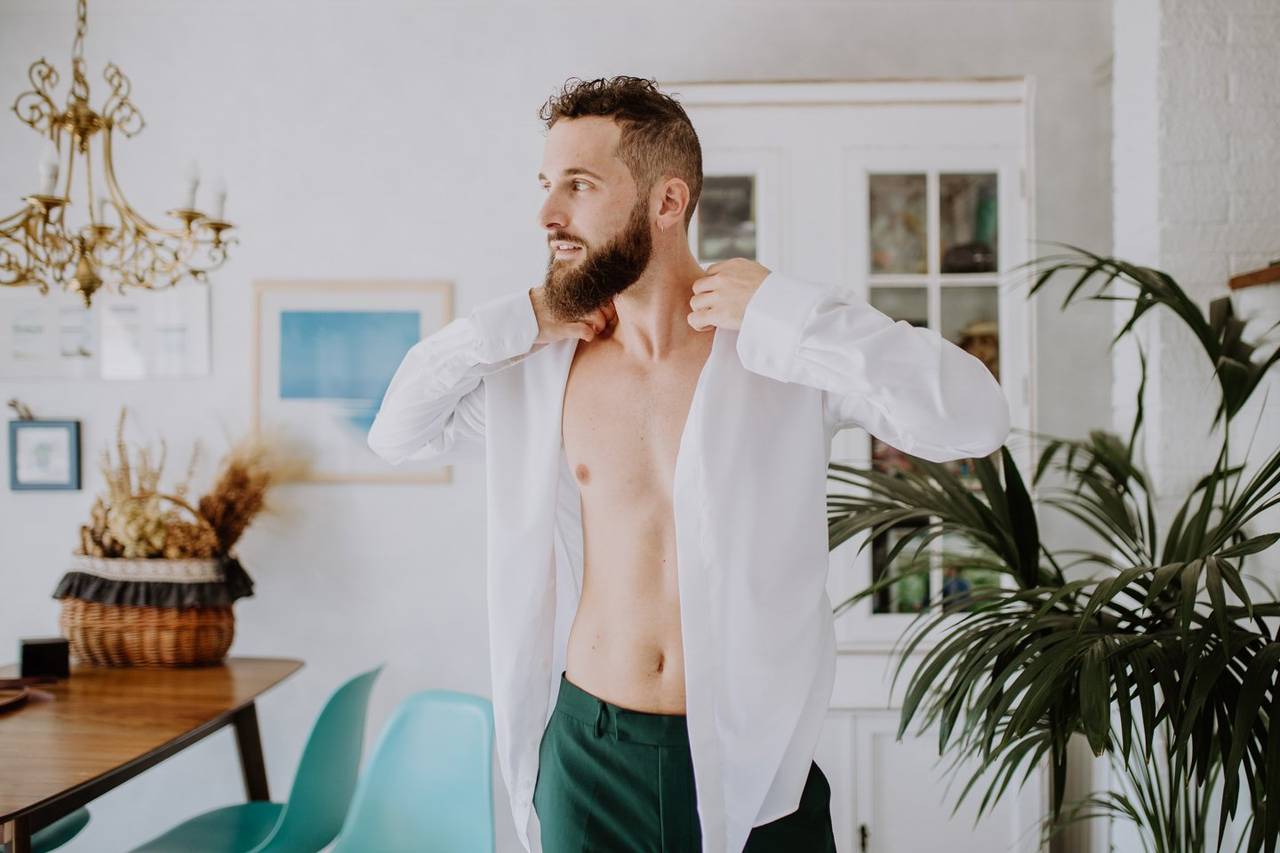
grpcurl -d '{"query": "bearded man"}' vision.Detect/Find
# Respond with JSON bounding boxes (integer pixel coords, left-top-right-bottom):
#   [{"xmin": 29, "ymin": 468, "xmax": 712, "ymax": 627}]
[{"xmin": 368, "ymin": 75, "xmax": 1010, "ymax": 853}]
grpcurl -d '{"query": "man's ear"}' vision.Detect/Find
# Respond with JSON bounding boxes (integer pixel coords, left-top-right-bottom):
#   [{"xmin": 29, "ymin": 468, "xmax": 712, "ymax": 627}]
[{"xmin": 656, "ymin": 176, "xmax": 691, "ymax": 231}]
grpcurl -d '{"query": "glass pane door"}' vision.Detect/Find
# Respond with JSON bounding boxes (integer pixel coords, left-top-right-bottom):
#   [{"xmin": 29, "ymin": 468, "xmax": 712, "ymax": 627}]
[{"xmin": 864, "ymin": 170, "xmax": 1004, "ymax": 615}]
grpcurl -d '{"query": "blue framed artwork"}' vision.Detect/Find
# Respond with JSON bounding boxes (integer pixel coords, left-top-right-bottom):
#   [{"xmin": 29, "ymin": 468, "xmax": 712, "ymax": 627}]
[
  {"xmin": 253, "ymin": 279, "xmax": 454, "ymax": 483},
  {"xmin": 8, "ymin": 419, "xmax": 82, "ymax": 491}
]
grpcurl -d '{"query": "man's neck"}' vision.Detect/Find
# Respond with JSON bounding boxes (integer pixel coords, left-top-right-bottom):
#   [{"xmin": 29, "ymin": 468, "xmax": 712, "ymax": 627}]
[{"xmin": 609, "ymin": 249, "xmax": 711, "ymax": 361}]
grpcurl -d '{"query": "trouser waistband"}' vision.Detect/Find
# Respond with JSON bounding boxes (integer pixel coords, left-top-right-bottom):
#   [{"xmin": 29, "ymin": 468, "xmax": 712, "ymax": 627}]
[{"xmin": 551, "ymin": 670, "xmax": 689, "ymax": 747}]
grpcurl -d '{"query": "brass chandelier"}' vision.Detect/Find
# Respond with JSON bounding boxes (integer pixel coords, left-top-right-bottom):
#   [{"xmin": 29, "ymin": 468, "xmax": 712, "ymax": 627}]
[{"xmin": 1, "ymin": 0, "xmax": 237, "ymax": 308}]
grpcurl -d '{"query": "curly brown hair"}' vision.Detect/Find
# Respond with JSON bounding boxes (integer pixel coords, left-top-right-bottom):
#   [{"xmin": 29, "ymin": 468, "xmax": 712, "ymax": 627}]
[{"xmin": 539, "ymin": 76, "xmax": 703, "ymax": 230}]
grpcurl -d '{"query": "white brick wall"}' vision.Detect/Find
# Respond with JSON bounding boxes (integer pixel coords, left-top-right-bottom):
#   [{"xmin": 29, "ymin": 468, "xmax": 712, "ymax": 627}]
[
  {"xmin": 1114, "ymin": 0, "xmax": 1280, "ymax": 515},
  {"xmin": 1111, "ymin": 1, "xmax": 1280, "ymax": 850}
]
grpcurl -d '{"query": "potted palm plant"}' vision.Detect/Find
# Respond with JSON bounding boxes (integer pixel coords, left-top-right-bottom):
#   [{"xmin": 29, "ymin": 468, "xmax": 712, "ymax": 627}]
[{"xmin": 827, "ymin": 244, "xmax": 1280, "ymax": 853}]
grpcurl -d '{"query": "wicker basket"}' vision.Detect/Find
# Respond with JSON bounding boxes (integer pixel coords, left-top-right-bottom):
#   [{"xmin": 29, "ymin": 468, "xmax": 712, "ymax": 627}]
[
  {"xmin": 54, "ymin": 552, "xmax": 254, "ymax": 668},
  {"xmin": 54, "ymin": 490, "xmax": 255, "ymax": 667}
]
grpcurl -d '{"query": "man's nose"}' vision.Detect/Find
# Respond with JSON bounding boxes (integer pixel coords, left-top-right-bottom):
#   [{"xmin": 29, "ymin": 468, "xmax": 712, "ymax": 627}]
[{"xmin": 538, "ymin": 194, "xmax": 567, "ymax": 232}]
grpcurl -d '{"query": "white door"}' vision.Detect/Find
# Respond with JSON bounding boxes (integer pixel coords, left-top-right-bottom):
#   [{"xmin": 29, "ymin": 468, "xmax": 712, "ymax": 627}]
[
  {"xmin": 849, "ymin": 711, "xmax": 1045, "ymax": 853},
  {"xmin": 677, "ymin": 79, "xmax": 1043, "ymax": 853}
]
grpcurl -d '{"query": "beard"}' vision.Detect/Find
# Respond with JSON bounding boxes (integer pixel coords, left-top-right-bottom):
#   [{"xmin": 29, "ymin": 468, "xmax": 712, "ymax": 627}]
[{"xmin": 542, "ymin": 195, "xmax": 653, "ymax": 323}]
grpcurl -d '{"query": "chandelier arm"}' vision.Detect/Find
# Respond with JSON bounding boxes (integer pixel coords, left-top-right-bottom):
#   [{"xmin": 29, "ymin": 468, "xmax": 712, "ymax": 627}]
[
  {"xmin": 101, "ymin": 64, "xmax": 144, "ymax": 138},
  {"xmin": 2, "ymin": 220, "xmax": 47, "ymax": 291},
  {"xmin": 101, "ymin": 127, "xmax": 184, "ymax": 238},
  {"xmin": 111, "ymin": 208, "xmax": 206, "ymax": 290},
  {"xmin": 60, "ymin": 133, "xmax": 76, "ymax": 200},
  {"xmin": 36, "ymin": 213, "xmax": 74, "ymax": 277},
  {"xmin": 11, "ymin": 60, "xmax": 60, "ymax": 134},
  {"xmin": 1, "ymin": 208, "xmax": 31, "ymax": 229},
  {"xmin": 0, "ymin": 222, "xmax": 36, "ymax": 286},
  {"xmin": 1, "ymin": 202, "xmax": 72, "ymax": 291},
  {"xmin": 83, "ymin": 132, "xmax": 97, "ymax": 226}
]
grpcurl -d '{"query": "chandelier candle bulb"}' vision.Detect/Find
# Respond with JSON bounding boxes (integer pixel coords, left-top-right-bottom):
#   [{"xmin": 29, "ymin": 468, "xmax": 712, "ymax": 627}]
[
  {"xmin": 38, "ymin": 148, "xmax": 59, "ymax": 196},
  {"xmin": 182, "ymin": 161, "xmax": 200, "ymax": 210},
  {"xmin": 212, "ymin": 179, "xmax": 227, "ymax": 221}
]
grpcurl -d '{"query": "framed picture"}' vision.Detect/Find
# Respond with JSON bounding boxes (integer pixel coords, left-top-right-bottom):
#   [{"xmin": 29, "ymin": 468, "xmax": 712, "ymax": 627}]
[
  {"xmin": 8, "ymin": 419, "xmax": 81, "ymax": 491},
  {"xmin": 0, "ymin": 283, "xmax": 210, "ymax": 380},
  {"xmin": 98, "ymin": 282, "xmax": 212, "ymax": 379},
  {"xmin": 252, "ymin": 279, "xmax": 454, "ymax": 484}
]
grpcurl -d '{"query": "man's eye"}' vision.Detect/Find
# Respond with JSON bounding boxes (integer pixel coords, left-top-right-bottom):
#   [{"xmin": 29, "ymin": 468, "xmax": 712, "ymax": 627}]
[{"xmin": 539, "ymin": 181, "xmax": 590, "ymax": 192}]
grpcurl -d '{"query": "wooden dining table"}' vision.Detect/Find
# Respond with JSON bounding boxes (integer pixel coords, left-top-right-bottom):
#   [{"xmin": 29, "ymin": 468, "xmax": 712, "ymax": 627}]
[{"xmin": 0, "ymin": 656, "xmax": 303, "ymax": 853}]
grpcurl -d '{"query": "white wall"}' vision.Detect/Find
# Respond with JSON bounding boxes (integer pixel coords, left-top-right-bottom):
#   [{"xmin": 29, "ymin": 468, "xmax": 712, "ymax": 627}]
[
  {"xmin": 1110, "ymin": 0, "xmax": 1280, "ymax": 850},
  {"xmin": 1113, "ymin": 0, "xmax": 1280, "ymax": 514},
  {"xmin": 1155, "ymin": 0, "xmax": 1280, "ymax": 555},
  {"xmin": 0, "ymin": 2, "xmax": 1113, "ymax": 851}
]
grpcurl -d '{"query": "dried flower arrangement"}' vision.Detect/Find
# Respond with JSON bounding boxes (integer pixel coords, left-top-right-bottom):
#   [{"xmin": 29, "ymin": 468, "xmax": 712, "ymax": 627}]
[
  {"xmin": 77, "ymin": 407, "xmax": 310, "ymax": 560},
  {"xmin": 56, "ymin": 407, "xmax": 310, "ymax": 667}
]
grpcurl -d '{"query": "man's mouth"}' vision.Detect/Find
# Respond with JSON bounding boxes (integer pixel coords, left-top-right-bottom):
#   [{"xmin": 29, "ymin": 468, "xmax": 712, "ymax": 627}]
[{"xmin": 552, "ymin": 242, "xmax": 583, "ymax": 258}]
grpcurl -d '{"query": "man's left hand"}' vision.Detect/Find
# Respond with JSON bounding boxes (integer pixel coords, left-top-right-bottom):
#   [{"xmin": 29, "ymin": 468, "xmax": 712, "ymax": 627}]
[{"xmin": 688, "ymin": 258, "xmax": 772, "ymax": 332}]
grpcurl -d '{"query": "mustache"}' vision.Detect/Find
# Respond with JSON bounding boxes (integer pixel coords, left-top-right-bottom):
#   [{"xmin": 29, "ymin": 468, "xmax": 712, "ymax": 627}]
[{"xmin": 542, "ymin": 207, "xmax": 651, "ymax": 322}]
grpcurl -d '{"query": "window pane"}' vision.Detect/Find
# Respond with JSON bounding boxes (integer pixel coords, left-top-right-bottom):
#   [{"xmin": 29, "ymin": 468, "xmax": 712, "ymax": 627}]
[
  {"xmin": 941, "ymin": 531, "xmax": 1002, "ymax": 614},
  {"xmin": 941, "ymin": 285, "xmax": 1002, "ymax": 473},
  {"xmin": 939, "ymin": 173, "xmax": 998, "ymax": 273},
  {"xmin": 869, "ymin": 286, "xmax": 928, "ymax": 326},
  {"xmin": 697, "ymin": 175, "xmax": 756, "ymax": 262},
  {"xmin": 940, "ymin": 285, "xmax": 1000, "ymax": 383},
  {"xmin": 868, "ymin": 174, "xmax": 927, "ymax": 274},
  {"xmin": 871, "ymin": 520, "xmax": 931, "ymax": 615}
]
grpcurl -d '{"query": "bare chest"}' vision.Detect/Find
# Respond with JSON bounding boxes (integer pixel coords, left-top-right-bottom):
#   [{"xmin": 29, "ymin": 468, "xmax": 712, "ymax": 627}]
[{"xmin": 561, "ymin": 335, "xmax": 713, "ymax": 500}]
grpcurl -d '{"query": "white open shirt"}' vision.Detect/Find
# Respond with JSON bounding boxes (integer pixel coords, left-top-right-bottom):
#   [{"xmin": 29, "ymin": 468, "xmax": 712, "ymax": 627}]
[{"xmin": 367, "ymin": 270, "xmax": 1011, "ymax": 853}]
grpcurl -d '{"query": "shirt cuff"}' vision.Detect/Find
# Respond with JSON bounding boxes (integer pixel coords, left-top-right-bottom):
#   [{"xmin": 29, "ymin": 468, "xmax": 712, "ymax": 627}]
[
  {"xmin": 469, "ymin": 287, "xmax": 541, "ymax": 363},
  {"xmin": 735, "ymin": 271, "xmax": 828, "ymax": 379}
]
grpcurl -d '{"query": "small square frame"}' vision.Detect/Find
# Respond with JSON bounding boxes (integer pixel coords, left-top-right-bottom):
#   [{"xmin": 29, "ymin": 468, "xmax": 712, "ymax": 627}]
[{"xmin": 8, "ymin": 419, "xmax": 82, "ymax": 491}]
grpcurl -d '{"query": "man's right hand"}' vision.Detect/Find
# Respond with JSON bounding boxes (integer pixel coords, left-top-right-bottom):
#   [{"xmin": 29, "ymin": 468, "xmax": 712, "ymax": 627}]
[{"xmin": 529, "ymin": 287, "xmax": 617, "ymax": 343}]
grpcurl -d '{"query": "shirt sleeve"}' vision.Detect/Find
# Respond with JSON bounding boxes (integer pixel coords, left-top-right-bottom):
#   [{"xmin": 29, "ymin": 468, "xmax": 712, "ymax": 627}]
[
  {"xmin": 366, "ymin": 287, "xmax": 546, "ymax": 467},
  {"xmin": 734, "ymin": 270, "xmax": 1011, "ymax": 463}
]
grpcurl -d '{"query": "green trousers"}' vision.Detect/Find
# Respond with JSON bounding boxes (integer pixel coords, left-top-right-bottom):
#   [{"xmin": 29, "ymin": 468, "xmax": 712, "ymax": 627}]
[{"xmin": 532, "ymin": 670, "xmax": 837, "ymax": 852}]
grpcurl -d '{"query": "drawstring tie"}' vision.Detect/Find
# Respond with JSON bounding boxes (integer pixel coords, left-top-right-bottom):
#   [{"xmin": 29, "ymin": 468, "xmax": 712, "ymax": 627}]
[{"xmin": 593, "ymin": 700, "xmax": 618, "ymax": 742}]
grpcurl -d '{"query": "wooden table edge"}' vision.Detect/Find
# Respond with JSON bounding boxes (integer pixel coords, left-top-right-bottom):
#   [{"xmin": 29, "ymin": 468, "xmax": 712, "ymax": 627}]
[{"xmin": 0, "ymin": 656, "xmax": 304, "ymax": 844}]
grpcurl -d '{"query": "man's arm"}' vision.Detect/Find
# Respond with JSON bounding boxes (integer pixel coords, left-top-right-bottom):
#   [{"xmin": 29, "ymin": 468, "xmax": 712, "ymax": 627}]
[
  {"xmin": 366, "ymin": 287, "xmax": 544, "ymax": 467},
  {"xmin": 734, "ymin": 270, "xmax": 1011, "ymax": 463}
]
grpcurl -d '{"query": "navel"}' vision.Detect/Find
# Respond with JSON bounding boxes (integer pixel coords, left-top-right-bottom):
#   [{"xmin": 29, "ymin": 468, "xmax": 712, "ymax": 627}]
[
  {"xmin": 656, "ymin": 653, "xmax": 665, "ymax": 673},
  {"xmin": 575, "ymin": 463, "xmax": 590, "ymax": 485}
]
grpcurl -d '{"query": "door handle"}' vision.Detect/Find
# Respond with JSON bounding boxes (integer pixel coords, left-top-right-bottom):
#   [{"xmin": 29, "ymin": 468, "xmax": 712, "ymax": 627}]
[{"xmin": 859, "ymin": 822, "xmax": 869, "ymax": 851}]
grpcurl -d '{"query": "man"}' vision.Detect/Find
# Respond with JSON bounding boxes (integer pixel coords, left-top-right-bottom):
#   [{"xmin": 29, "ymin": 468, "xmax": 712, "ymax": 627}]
[{"xmin": 367, "ymin": 75, "xmax": 1010, "ymax": 853}]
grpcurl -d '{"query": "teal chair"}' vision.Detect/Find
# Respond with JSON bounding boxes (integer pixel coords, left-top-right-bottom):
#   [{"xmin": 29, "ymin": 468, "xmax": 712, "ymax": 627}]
[
  {"xmin": 3, "ymin": 807, "xmax": 91, "ymax": 853},
  {"xmin": 328, "ymin": 690, "xmax": 495, "ymax": 853},
  {"xmin": 128, "ymin": 664, "xmax": 384, "ymax": 853}
]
